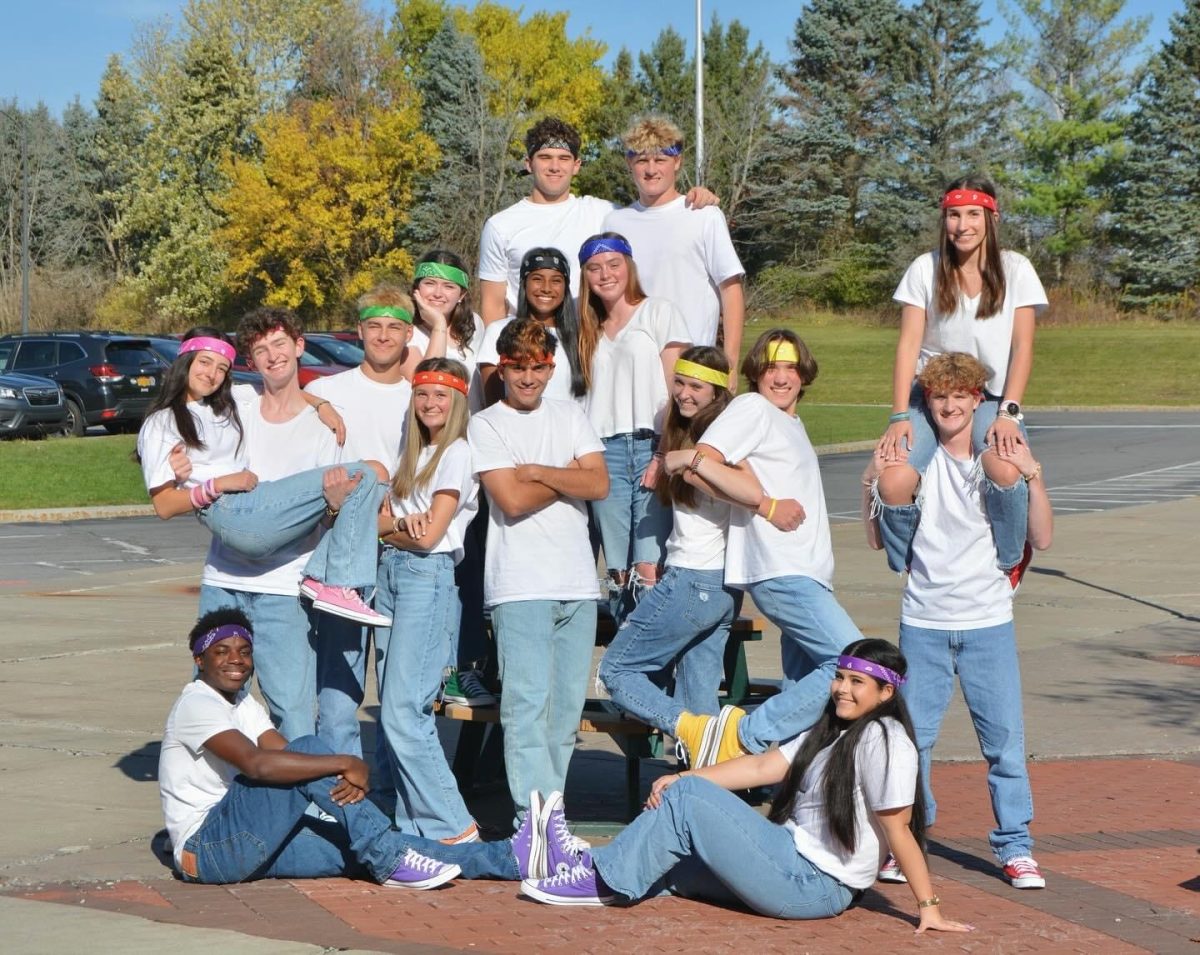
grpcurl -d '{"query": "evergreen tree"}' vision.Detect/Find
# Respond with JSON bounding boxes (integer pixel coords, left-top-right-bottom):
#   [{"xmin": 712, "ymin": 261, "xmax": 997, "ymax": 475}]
[{"xmin": 1110, "ymin": 0, "xmax": 1200, "ymax": 310}]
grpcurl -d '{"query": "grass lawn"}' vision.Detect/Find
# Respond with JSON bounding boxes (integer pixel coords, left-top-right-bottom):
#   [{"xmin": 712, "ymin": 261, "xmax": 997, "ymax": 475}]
[{"xmin": 1, "ymin": 321, "xmax": 1197, "ymax": 510}]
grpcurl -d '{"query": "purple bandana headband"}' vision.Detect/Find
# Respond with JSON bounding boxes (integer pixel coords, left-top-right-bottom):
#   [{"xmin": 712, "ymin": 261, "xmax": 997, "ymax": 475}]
[
  {"xmin": 837, "ymin": 654, "xmax": 906, "ymax": 687},
  {"xmin": 579, "ymin": 235, "xmax": 633, "ymax": 264},
  {"xmin": 193, "ymin": 624, "xmax": 253, "ymax": 656},
  {"xmin": 180, "ymin": 336, "xmax": 236, "ymax": 363}
]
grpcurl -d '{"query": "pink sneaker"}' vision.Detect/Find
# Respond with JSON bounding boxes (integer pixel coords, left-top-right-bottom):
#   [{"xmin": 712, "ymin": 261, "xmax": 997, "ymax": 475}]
[
  {"xmin": 312, "ymin": 584, "xmax": 391, "ymax": 627},
  {"xmin": 298, "ymin": 577, "xmax": 321, "ymax": 601}
]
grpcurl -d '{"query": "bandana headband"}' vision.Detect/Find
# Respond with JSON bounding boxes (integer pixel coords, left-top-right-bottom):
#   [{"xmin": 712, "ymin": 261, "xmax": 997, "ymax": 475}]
[
  {"xmin": 521, "ymin": 250, "xmax": 570, "ymax": 279},
  {"xmin": 941, "ymin": 189, "xmax": 998, "ymax": 214},
  {"xmin": 193, "ymin": 623, "xmax": 253, "ymax": 656},
  {"xmin": 625, "ymin": 142, "xmax": 683, "ymax": 158},
  {"xmin": 579, "ymin": 236, "xmax": 634, "ymax": 264},
  {"xmin": 766, "ymin": 340, "xmax": 800, "ymax": 364},
  {"xmin": 359, "ymin": 305, "xmax": 413, "ymax": 324},
  {"xmin": 837, "ymin": 654, "xmax": 906, "ymax": 687},
  {"xmin": 674, "ymin": 358, "xmax": 729, "ymax": 390},
  {"xmin": 414, "ymin": 261, "xmax": 469, "ymax": 289},
  {"xmin": 412, "ymin": 370, "xmax": 468, "ymax": 396},
  {"xmin": 498, "ymin": 354, "xmax": 555, "ymax": 368},
  {"xmin": 923, "ymin": 386, "xmax": 983, "ymax": 399},
  {"xmin": 179, "ymin": 336, "xmax": 236, "ymax": 363},
  {"xmin": 528, "ymin": 137, "xmax": 577, "ymax": 157}
]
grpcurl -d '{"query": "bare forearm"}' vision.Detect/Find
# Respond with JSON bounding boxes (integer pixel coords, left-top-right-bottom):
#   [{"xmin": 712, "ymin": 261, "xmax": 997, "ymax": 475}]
[
  {"xmin": 534, "ymin": 465, "xmax": 608, "ymax": 502},
  {"xmin": 244, "ymin": 750, "xmax": 357, "ymax": 786},
  {"xmin": 719, "ymin": 279, "xmax": 745, "ymax": 375}
]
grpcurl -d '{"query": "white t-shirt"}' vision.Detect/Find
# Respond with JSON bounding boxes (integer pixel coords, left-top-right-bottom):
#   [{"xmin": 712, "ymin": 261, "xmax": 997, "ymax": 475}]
[
  {"xmin": 665, "ymin": 494, "xmax": 729, "ymax": 571},
  {"xmin": 468, "ymin": 398, "xmax": 604, "ymax": 606},
  {"xmin": 476, "ymin": 316, "xmax": 580, "ymax": 404},
  {"xmin": 478, "ymin": 194, "xmax": 616, "ymax": 313},
  {"xmin": 304, "ymin": 367, "xmax": 411, "ymax": 477},
  {"xmin": 699, "ymin": 393, "xmax": 835, "ymax": 588},
  {"xmin": 901, "ymin": 447, "xmax": 1013, "ymax": 629},
  {"xmin": 585, "ymin": 298, "xmax": 690, "ymax": 438},
  {"xmin": 159, "ymin": 680, "xmax": 275, "ymax": 870},
  {"xmin": 388, "ymin": 439, "xmax": 479, "ymax": 565},
  {"xmin": 138, "ymin": 402, "xmax": 249, "ymax": 491},
  {"xmin": 894, "ymin": 250, "xmax": 1048, "ymax": 396},
  {"xmin": 603, "ymin": 198, "xmax": 744, "ymax": 346},
  {"xmin": 778, "ymin": 718, "xmax": 918, "ymax": 890},
  {"xmin": 202, "ymin": 396, "xmax": 341, "ymax": 597},
  {"xmin": 409, "ymin": 314, "xmax": 486, "ymax": 413}
]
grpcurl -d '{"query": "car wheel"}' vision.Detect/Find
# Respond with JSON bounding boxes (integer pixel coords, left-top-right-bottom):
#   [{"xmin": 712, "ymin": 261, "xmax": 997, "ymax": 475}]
[{"xmin": 63, "ymin": 398, "xmax": 86, "ymax": 437}]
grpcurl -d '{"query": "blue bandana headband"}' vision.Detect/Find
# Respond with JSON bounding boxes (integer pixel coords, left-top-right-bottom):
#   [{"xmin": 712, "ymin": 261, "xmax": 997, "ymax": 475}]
[
  {"xmin": 579, "ymin": 236, "xmax": 633, "ymax": 264},
  {"xmin": 837, "ymin": 654, "xmax": 906, "ymax": 687},
  {"xmin": 625, "ymin": 142, "xmax": 683, "ymax": 158},
  {"xmin": 193, "ymin": 624, "xmax": 253, "ymax": 656}
]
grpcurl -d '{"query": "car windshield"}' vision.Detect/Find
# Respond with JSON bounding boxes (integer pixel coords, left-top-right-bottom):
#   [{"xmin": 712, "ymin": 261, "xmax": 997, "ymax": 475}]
[
  {"xmin": 106, "ymin": 341, "xmax": 164, "ymax": 367},
  {"xmin": 309, "ymin": 337, "xmax": 364, "ymax": 365},
  {"xmin": 149, "ymin": 339, "xmax": 180, "ymax": 362}
]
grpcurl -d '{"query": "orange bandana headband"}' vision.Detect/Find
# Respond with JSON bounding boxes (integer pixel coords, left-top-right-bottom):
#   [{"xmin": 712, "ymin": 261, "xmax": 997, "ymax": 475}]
[{"xmin": 412, "ymin": 370, "xmax": 468, "ymax": 395}]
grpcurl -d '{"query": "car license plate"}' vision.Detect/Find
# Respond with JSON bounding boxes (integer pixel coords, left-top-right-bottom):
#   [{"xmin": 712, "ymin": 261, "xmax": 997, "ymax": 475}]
[{"xmin": 136, "ymin": 375, "xmax": 154, "ymax": 388}]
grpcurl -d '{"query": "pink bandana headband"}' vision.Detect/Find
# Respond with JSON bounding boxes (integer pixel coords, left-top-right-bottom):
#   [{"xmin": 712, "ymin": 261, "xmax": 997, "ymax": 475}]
[
  {"xmin": 838, "ymin": 654, "xmax": 906, "ymax": 687},
  {"xmin": 180, "ymin": 336, "xmax": 236, "ymax": 363}
]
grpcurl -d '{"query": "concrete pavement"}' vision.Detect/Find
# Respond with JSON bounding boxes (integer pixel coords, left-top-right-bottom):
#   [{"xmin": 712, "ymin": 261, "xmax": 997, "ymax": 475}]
[{"xmin": 0, "ymin": 496, "xmax": 1197, "ymax": 951}]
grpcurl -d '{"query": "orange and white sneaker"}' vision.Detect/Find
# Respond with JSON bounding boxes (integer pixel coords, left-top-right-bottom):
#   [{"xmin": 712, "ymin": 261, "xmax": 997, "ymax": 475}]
[
  {"xmin": 439, "ymin": 822, "xmax": 480, "ymax": 845},
  {"xmin": 1002, "ymin": 855, "xmax": 1046, "ymax": 889}
]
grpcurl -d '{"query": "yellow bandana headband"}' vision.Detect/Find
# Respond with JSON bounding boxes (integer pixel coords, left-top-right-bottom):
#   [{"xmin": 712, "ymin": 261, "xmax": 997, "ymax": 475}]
[
  {"xmin": 674, "ymin": 358, "xmax": 730, "ymax": 390},
  {"xmin": 766, "ymin": 340, "xmax": 800, "ymax": 364}
]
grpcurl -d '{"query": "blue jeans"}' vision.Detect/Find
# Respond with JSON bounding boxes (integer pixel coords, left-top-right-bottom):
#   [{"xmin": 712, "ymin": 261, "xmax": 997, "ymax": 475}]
[
  {"xmin": 179, "ymin": 736, "xmax": 518, "ymax": 883},
  {"xmin": 879, "ymin": 382, "xmax": 1029, "ymax": 571},
  {"xmin": 492, "ymin": 598, "xmax": 596, "ymax": 820},
  {"xmin": 373, "ymin": 547, "xmax": 473, "ymax": 838},
  {"xmin": 593, "ymin": 432, "xmax": 672, "ymax": 619},
  {"xmin": 314, "ymin": 615, "xmax": 369, "ymax": 758},
  {"xmin": 899, "ymin": 620, "xmax": 1034, "ymax": 862},
  {"xmin": 599, "ymin": 567, "xmax": 734, "ymax": 733},
  {"xmin": 592, "ymin": 775, "xmax": 854, "ymax": 918},
  {"xmin": 199, "ymin": 585, "xmax": 317, "ymax": 742},
  {"xmin": 199, "ymin": 462, "xmax": 382, "ymax": 589}
]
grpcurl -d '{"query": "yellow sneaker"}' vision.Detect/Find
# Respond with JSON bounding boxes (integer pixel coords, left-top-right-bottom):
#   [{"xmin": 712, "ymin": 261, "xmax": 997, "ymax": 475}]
[
  {"xmin": 673, "ymin": 712, "xmax": 715, "ymax": 768},
  {"xmin": 711, "ymin": 705, "xmax": 748, "ymax": 765}
]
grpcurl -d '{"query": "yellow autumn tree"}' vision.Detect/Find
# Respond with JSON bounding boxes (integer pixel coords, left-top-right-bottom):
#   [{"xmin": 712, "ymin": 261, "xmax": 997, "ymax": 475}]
[{"xmin": 218, "ymin": 97, "xmax": 438, "ymax": 314}]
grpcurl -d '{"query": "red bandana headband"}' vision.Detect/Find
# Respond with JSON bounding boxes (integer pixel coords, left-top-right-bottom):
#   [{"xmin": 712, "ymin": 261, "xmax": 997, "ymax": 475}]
[
  {"xmin": 498, "ymin": 354, "xmax": 555, "ymax": 368},
  {"xmin": 412, "ymin": 370, "xmax": 468, "ymax": 396},
  {"xmin": 942, "ymin": 189, "xmax": 998, "ymax": 214}
]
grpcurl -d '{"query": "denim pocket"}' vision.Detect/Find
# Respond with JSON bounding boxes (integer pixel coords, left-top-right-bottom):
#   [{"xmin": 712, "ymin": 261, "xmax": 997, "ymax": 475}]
[
  {"xmin": 191, "ymin": 830, "xmax": 270, "ymax": 884},
  {"xmin": 682, "ymin": 579, "xmax": 733, "ymax": 630}
]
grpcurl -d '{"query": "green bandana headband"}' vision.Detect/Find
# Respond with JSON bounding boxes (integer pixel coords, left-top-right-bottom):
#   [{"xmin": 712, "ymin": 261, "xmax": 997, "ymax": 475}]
[
  {"xmin": 359, "ymin": 306, "xmax": 413, "ymax": 324},
  {"xmin": 414, "ymin": 261, "xmax": 470, "ymax": 289}
]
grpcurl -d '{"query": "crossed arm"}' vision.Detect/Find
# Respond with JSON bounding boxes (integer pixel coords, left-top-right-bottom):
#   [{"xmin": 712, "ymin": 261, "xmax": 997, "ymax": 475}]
[
  {"xmin": 479, "ymin": 451, "xmax": 609, "ymax": 519},
  {"xmin": 203, "ymin": 727, "xmax": 369, "ymax": 805}
]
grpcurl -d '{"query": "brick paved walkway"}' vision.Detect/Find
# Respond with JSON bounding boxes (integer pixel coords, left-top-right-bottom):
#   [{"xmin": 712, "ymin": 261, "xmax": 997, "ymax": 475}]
[{"xmin": 9, "ymin": 756, "xmax": 1198, "ymax": 954}]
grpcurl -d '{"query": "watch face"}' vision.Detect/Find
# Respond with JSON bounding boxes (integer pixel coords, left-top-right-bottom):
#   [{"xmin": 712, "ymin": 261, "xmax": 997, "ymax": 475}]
[{"xmin": 1004, "ymin": 401, "xmax": 1021, "ymax": 416}]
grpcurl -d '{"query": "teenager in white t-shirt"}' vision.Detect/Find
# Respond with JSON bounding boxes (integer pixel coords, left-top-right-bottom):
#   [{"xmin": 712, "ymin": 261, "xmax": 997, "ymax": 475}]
[
  {"xmin": 603, "ymin": 116, "xmax": 745, "ymax": 378},
  {"xmin": 877, "ymin": 177, "xmax": 1049, "ymax": 581},
  {"xmin": 304, "ymin": 289, "xmax": 414, "ymax": 757},
  {"xmin": 598, "ymin": 347, "xmax": 739, "ymax": 735},
  {"xmin": 477, "ymin": 117, "xmax": 718, "ymax": 326},
  {"xmin": 477, "ymin": 247, "xmax": 590, "ymax": 406},
  {"xmin": 577, "ymin": 232, "xmax": 690, "ymax": 620},
  {"xmin": 467, "ymin": 319, "xmax": 608, "ymax": 823},
  {"xmin": 661, "ymin": 329, "xmax": 864, "ymax": 768},
  {"xmin": 523, "ymin": 640, "xmax": 974, "ymax": 935},
  {"xmin": 369, "ymin": 358, "xmax": 481, "ymax": 842},
  {"xmin": 863, "ymin": 352, "xmax": 1053, "ymax": 892},
  {"xmin": 160, "ymin": 608, "xmax": 556, "ymax": 887}
]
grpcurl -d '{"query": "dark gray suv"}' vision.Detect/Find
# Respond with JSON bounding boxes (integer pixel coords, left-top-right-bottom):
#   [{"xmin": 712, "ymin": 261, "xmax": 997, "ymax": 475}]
[
  {"xmin": 0, "ymin": 333, "xmax": 165, "ymax": 436},
  {"xmin": 0, "ymin": 372, "xmax": 68, "ymax": 438}
]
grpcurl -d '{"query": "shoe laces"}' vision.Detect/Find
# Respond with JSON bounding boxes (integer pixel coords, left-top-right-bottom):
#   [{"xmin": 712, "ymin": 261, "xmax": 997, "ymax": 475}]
[
  {"xmin": 459, "ymin": 670, "xmax": 489, "ymax": 696},
  {"xmin": 402, "ymin": 848, "xmax": 445, "ymax": 874},
  {"xmin": 551, "ymin": 809, "xmax": 589, "ymax": 855},
  {"xmin": 540, "ymin": 855, "xmax": 592, "ymax": 888},
  {"xmin": 1006, "ymin": 856, "xmax": 1040, "ymax": 875}
]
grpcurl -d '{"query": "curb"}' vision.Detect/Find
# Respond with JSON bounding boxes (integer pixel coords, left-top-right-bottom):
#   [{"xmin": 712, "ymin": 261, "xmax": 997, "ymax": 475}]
[{"xmin": 0, "ymin": 504, "xmax": 155, "ymax": 524}]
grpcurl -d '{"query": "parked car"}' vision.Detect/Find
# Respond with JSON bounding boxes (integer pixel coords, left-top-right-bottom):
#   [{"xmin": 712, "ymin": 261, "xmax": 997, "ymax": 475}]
[
  {"xmin": 0, "ymin": 332, "xmax": 165, "ymax": 436},
  {"xmin": 303, "ymin": 334, "xmax": 364, "ymax": 367},
  {"xmin": 230, "ymin": 348, "xmax": 342, "ymax": 388},
  {"xmin": 0, "ymin": 372, "xmax": 69, "ymax": 438},
  {"xmin": 146, "ymin": 337, "xmax": 264, "ymax": 390}
]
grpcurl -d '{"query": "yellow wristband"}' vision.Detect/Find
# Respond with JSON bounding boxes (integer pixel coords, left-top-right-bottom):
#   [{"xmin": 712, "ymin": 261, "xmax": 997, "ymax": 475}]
[{"xmin": 766, "ymin": 498, "xmax": 777, "ymax": 521}]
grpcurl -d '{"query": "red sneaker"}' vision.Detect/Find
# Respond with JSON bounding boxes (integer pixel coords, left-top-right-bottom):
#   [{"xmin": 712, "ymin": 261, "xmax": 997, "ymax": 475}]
[
  {"xmin": 1002, "ymin": 855, "xmax": 1046, "ymax": 889},
  {"xmin": 1007, "ymin": 541, "xmax": 1034, "ymax": 591}
]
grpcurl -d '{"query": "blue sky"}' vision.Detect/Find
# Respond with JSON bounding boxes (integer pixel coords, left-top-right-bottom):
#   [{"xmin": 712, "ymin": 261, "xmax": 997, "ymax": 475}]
[{"xmin": 0, "ymin": 0, "xmax": 1185, "ymax": 115}]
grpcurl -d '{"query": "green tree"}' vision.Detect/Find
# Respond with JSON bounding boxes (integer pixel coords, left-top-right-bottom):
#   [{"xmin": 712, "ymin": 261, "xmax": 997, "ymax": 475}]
[
  {"xmin": 1110, "ymin": 0, "xmax": 1200, "ymax": 309},
  {"xmin": 1004, "ymin": 0, "xmax": 1148, "ymax": 282}
]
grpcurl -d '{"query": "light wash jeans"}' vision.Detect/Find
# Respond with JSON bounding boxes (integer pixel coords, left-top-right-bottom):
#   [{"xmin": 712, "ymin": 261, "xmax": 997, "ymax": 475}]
[
  {"xmin": 198, "ymin": 585, "xmax": 317, "ymax": 742},
  {"xmin": 592, "ymin": 775, "xmax": 856, "ymax": 918},
  {"xmin": 733, "ymin": 575, "xmax": 859, "ymax": 753},
  {"xmin": 373, "ymin": 547, "xmax": 473, "ymax": 839},
  {"xmin": 198, "ymin": 461, "xmax": 382, "ymax": 589},
  {"xmin": 313, "ymin": 615, "xmax": 369, "ymax": 758},
  {"xmin": 593, "ymin": 431, "xmax": 672, "ymax": 621},
  {"xmin": 878, "ymin": 382, "xmax": 1029, "ymax": 572},
  {"xmin": 179, "ymin": 736, "xmax": 518, "ymax": 883},
  {"xmin": 899, "ymin": 620, "xmax": 1035, "ymax": 862},
  {"xmin": 492, "ymin": 598, "xmax": 596, "ymax": 820},
  {"xmin": 599, "ymin": 566, "xmax": 734, "ymax": 733}
]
